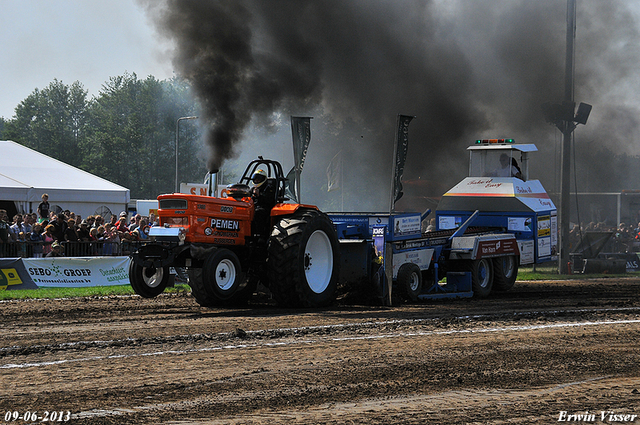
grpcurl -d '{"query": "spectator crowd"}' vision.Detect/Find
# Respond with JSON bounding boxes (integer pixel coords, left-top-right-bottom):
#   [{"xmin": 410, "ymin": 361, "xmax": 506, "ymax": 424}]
[
  {"xmin": 569, "ymin": 220, "xmax": 640, "ymax": 254},
  {"xmin": 0, "ymin": 194, "xmax": 158, "ymax": 258}
]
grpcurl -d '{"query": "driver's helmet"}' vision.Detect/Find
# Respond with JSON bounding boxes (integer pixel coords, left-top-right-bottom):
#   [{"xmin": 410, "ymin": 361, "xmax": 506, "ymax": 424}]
[{"xmin": 251, "ymin": 169, "xmax": 268, "ymax": 187}]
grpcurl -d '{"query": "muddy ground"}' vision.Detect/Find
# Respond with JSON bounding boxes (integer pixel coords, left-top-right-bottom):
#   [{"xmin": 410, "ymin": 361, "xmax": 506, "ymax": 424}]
[{"xmin": 1, "ymin": 277, "xmax": 639, "ymax": 424}]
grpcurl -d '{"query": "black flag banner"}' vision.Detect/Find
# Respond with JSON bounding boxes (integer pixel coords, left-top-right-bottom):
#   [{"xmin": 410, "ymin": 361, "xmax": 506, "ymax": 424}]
[
  {"xmin": 285, "ymin": 116, "xmax": 312, "ymax": 203},
  {"xmin": 392, "ymin": 114, "xmax": 414, "ymax": 205},
  {"xmin": 284, "ymin": 166, "xmax": 297, "ymax": 202},
  {"xmin": 292, "ymin": 117, "xmax": 312, "ymax": 172}
]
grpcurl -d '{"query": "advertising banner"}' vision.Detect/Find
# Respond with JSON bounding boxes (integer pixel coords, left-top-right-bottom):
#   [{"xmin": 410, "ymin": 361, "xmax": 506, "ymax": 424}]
[
  {"xmin": 0, "ymin": 258, "xmax": 39, "ymax": 290},
  {"xmin": 21, "ymin": 257, "xmax": 131, "ymax": 288},
  {"xmin": 372, "ymin": 226, "xmax": 390, "ymax": 305}
]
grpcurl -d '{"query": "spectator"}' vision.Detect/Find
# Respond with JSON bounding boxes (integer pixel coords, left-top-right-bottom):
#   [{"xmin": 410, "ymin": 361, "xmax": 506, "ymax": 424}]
[
  {"xmin": 64, "ymin": 219, "xmax": 79, "ymax": 242},
  {"xmin": 86, "ymin": 215, "xmax": 96, "ymax": 229},
  {"xmin": 50, "ymin": 213, "xmax": 68, "ymax": 241},
  {"xmin": 46, "ymin": 241, "xmax": 65, "ymax": 257},
  {"xmin": 0, "ymin": 210, "xmax": 10, "ymax": 256},
  {"xmin": 37, "ymin": 193, "xmax": 50, "ymax": 222},
  {"xmin": 102, "ymin": 224, "xmax": 118, "ymax": 255},
  {"xmin": 109, "ymin": 214, "xmax": 118, "ymax": 226},
  {"xmin": 23, "ymin": 214, "xmax": 34, "ymax": 235},
  {"xmin": 9, "ymin": 214, "xmax": 27, "ymax": 242},
  {"xmin": 42, "ymin": 224, "xmax": 55, "ymax": 256},
  {"xmin": 129, "ymin": 214, "xmax": 141, "ymax": 232},
  {"xmin": 78, "ymin": 221, "xmax": 91, "ymax": 241},
  {"xmin": 17, "ymin": 232, "xmax": 28, "ymax": 257},
  {"xmin": 137, "ymin": 219, "xmax": 150, "ymax": 241},
  {"xmin": 569, "ymin": 224, "xmax": 582, "ymax": 251},
  {"xmin": 88, "ymin": 227, "xmax": 100, "ymax": 255},
  {"xmin": 92, "ymin": 215, "xmax": 104, "ymax": 230},
  {"xmin": 30, "ymin": 224, "xmax": 44, "ymax": 258},
  {"xmin": 116, "ymin": 215, "xmax": 129, "ymax": 233}
]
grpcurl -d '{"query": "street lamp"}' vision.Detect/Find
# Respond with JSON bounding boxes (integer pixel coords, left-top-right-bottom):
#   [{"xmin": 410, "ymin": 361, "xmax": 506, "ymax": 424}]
[{"xmin": 175, "ymin": 116, "xmax": 198, "ymax": 193}]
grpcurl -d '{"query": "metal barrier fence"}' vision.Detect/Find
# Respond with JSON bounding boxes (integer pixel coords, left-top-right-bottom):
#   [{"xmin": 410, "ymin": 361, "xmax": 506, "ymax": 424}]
[{"xmin": 0, "ymin": 240, "xmax": 145, "ymax": 258}]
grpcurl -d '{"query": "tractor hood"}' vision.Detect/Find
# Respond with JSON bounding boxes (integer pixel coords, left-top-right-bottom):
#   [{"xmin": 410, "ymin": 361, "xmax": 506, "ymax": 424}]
[{"xmin": 437, "ymin": 177, "xmax": 556, "ymax": 213}]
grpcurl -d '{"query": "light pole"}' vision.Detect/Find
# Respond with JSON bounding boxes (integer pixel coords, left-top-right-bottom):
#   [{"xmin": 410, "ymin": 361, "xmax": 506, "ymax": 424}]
[{"xmin": 175, "ymin": 116, "xmax": 198, "ymax": 193}]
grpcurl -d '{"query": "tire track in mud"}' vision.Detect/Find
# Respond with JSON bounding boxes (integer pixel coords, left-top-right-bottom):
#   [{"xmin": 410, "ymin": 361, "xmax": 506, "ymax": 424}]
[
  {"xmin": 3, "ymin": 305, "xmax": 640, "ymax": 359},
  {"xmin": 3, "ymin": 310, "xmax": 639, "ymax": 370}
]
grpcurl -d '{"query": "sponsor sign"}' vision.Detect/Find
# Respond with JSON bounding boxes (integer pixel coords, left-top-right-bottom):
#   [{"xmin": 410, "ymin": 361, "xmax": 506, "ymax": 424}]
[
  {"xmin": 372, "ymin": 225, "xmax": 391, "ymax": 306},
  {"xmin": 538, "ymin": 215, "xmax": 551, "ymax": 237},
  {"xmin": 439, "ymin": 216, "xmax": 462, "ymax": 230},
  {"xmin": 392, "ymin": 215, "xmax": 421, "ymax": 237},
  {"xmin": 518, "ymin": 240, "xmax": 535, "ymax": 264},
  {"xmin": 22, "ymin": 257, "xmax": 132, "ymax": 287},
  {"xmin": 538, "ymin": 236, "xmax": 551, "ymax": 257},
  {"xmin": 476, "ymin": 238, "xmax": 518, "ymax": 259},
  {"xmin": 508, "ymin": 217, "xmax": 532, "ymax": 232},
  {"xmin": 392, "ymin": 248, "xmax": 434, "ymax": 278},
  {"xmin": 0, "ymin": 268, "xmax": 22, "ymax": 290}
]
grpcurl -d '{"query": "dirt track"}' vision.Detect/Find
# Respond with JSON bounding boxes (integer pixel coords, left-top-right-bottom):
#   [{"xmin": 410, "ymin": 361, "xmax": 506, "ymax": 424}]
[{"xmin": 1, "ymin": 277, "xmax": 640, "ymax": 424}]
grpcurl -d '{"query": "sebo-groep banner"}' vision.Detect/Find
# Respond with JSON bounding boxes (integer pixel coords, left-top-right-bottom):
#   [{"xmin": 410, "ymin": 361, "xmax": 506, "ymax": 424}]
[{"xmin": 5, "ymin": 257, "xmax": 133, "ymax": 288}]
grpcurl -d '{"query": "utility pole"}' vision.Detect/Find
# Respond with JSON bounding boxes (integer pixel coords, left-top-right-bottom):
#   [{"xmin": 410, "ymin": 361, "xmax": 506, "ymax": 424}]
[{"xmin": 558, "ymin": 0, "xmax": 576, "ymax": 274}]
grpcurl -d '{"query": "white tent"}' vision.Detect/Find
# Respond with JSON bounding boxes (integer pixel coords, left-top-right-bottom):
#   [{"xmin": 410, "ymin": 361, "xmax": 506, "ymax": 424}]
[{"xmin": 0, "ymin": 140, "xmax": 130, "ymax": 219}]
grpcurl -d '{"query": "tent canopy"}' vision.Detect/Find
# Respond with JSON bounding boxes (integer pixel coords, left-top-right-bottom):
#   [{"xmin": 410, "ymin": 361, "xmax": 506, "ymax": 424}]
[{"xmin": 0, "ymin": 140, "xmax": 130, "ymax": 217}]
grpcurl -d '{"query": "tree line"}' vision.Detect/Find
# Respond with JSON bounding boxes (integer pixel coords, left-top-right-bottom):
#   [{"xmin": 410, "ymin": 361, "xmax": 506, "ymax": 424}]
[{"xmin": 0, "ymin": 73, "xmax": 205, "ymax": 200}]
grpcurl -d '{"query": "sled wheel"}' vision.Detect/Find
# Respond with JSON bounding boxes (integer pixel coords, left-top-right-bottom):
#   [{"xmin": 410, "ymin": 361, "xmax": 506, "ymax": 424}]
[
  {"xmin": 396, "ymin": 263, "xmax": 422, "ymax": 302},
  {"xmin": 268, "ymin": 209, "xmax": 340, "ymax": 307},
  {"xmin": 493, "ymin": 255, "xmax": 518, "ymax": 291},
  {"xmin": 129, "ymin": 260, "xmax": 169, "ymax": 298},
  {"xmin": 469, "ymin": 258, "xmax": 493, "ymax": 298}
]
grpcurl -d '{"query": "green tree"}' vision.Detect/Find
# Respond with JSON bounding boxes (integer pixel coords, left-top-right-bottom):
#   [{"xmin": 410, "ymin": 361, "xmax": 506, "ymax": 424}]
[
  {"xmin": 82, "ymin": 73, "xmax": 203, "ymax": 199},
  {"xmin": 4, "ymin": 79, "xmax": 88, "ymax": 166}
]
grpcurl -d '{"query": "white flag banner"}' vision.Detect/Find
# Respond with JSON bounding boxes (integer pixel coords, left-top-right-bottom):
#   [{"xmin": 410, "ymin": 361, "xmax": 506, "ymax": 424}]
[{"xmin": 327, "ymin": 151, "xmax": 342, "ymax": 192}]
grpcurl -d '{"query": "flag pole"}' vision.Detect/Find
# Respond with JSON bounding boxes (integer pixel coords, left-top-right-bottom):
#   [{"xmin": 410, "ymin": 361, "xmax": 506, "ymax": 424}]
[{"xmin": 340, "ymin": 151, "xmax": 344, "ymax": 212}]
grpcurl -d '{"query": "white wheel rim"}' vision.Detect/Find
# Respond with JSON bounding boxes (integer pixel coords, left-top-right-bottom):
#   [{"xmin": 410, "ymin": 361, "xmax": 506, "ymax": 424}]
[
  {"xmin": 215, "ymin": 259, "xmax": 237, "ymax": 291},
  {"xmin": 142, "ymin": 267, "xmax": 164, "ymax": 288},
  {"xmin": 304, "ymin": 230, "xmax": 334, "ymax": 294},
  {"xmin": 409, "ymin": 271, "xmax": 420, "ymax": 292}
]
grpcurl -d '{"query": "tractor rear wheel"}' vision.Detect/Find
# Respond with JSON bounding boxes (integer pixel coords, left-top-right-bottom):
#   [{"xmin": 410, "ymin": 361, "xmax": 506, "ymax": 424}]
[
  {"xmin": 493, "ymin": 255, "xmax": 518, "ymax": 291},
  {"xmin": 187, "ymin": 267, "xmax": 217, "ymax": 307},
  {"xmin": 268, "ymin": 209, "xmax": 340, "ymax": 307},
  {"xmin": 129, "ymin": 261, "xmax": 169, "ymax": 298}
]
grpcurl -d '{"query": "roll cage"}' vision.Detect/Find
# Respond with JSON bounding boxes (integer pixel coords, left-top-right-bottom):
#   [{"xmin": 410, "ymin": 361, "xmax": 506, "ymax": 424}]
[{"xmin": 237, "ymin": 157, "xmax": 289, "ymax": 204}]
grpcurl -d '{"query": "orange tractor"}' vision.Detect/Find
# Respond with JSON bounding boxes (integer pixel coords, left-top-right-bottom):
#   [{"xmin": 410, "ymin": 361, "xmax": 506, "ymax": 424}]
[{"xmin": 129, "ymin": 158, "xmax": 340, "ymax": 308}]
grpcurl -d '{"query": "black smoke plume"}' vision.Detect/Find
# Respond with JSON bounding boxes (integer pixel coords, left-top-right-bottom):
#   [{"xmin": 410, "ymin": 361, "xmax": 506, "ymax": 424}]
[{"xmin": 142, "ymin": 0, "xmax": 640, "ymax": 211}]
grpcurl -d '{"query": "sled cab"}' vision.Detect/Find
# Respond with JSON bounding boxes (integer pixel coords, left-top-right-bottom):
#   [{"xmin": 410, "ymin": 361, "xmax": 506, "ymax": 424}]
[{"xmin": 436, "ymin": 140, "xmax": 557, "ymax": 265}]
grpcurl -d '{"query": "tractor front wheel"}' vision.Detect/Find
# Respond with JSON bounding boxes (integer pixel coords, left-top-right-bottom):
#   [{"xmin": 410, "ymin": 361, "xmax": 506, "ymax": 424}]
[{"xmin": 129, "ymin": 260, "xmax": 169, "ymax": 298}]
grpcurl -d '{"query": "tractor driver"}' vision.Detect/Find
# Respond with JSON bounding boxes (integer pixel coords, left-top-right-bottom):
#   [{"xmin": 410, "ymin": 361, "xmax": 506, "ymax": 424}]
[{"xmin": 251, "ymin": 169, "xmax": 277, "ymax": 239}]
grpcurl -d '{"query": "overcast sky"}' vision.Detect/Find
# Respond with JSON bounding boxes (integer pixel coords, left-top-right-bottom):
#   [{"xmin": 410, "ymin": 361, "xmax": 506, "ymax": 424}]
[{"xmin": 0, "ymin": 0, "xmax": 173, "ymax": 119}]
